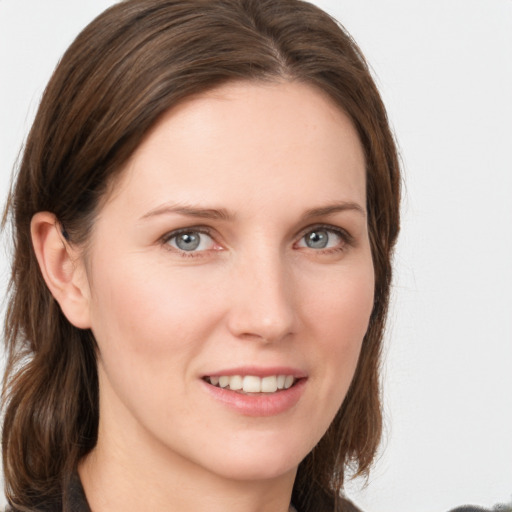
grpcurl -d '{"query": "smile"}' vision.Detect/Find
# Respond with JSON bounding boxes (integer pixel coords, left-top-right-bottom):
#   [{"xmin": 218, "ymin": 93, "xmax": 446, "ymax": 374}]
[{"xmin": 205, "ymin": 375, "xmax": 297, "ymax": 393}]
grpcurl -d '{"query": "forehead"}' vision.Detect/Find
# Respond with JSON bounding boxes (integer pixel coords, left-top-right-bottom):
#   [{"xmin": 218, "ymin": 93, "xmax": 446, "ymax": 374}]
[{"xmin": 101, "ymin": 80, "xmax": 366, "ymax": 219}]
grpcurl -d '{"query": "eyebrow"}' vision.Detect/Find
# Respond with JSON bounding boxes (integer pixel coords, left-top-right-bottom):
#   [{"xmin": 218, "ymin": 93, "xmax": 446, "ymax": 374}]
[
  {"xmin": 140, "ymin": 204, "xmax": 234, "ymax": 221},
  {"xmin": 140, "ymin": 200, "xmax": 366, "ymax": 222},
  {"xmin": 302, "ymin": 202, "xmax": 366, "ymax": 220}
]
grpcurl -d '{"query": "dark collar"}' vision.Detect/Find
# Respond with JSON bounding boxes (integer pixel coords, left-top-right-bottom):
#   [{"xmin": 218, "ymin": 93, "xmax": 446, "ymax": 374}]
[{"xmin": 64, "ymin": 474, "xmax": 91, "ymax": 512}]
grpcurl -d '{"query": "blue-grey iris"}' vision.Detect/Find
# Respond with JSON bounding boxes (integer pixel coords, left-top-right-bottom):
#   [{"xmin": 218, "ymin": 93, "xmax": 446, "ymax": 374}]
[
  {"xmin": 305, "ymin": 230, "xmax": 329, "ymax": 249},
  {"xmin": 175, "ymin": 232, "xmax": 201, "ymax": 251}
]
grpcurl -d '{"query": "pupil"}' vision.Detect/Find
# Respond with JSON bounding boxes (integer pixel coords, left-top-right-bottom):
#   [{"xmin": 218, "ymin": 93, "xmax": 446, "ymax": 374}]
[
  {"xmin": 176, "ymin": 233, "xmax": 200, "ymax": 251},
  {"xmin": 307, "ymin": 230, "xmax": 328, "ymax": 249}
]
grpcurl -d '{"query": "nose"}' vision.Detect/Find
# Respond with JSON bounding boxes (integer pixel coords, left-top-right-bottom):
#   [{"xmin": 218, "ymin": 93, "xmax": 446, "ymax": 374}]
[{"xmin": 226, "ymin": 250, "xmax": 297, "ymax": 344}]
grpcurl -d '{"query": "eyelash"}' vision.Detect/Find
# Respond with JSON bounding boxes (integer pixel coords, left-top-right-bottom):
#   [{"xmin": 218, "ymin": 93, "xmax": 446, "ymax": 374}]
[
  {"xmin": 160, "ymin": 227, "xmax": 215, "ymax": 258},
  {"xmin": 297, "ymin": 224, "xmax": 354, "ymax": 255},
  {"xmin": 160, "ymin": 224, "xmax": 354, "ymax": 258}
]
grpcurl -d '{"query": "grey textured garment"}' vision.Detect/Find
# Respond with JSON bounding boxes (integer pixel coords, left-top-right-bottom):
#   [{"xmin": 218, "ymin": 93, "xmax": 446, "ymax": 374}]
[
  {"xmin": 448, "ymin": 505, "xmax": 512, "ymax": 512},
  {"xmin": 64, "ymin": 475, "xmax": 91, "ymax": 512}
]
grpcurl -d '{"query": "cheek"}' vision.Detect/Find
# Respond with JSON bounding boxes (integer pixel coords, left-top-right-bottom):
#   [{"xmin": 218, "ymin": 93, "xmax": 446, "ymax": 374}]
[
  {"xmin": 306, "ymin": 257, "xmax": 375, "ymax": 341},
  {"xmin": 90, "ymin": 258, "xmax": 218, "ymax": 355},
  {"xmin": 304, "ymin": 260, "xmax": 375, "ymax": 397},
  {"xmin": 87, "ymin": 258, "xmax": 221, "ymax": 420},
  {"xmin": 87, "ymin": 258, "xmax": 219, "ymax": 396}
]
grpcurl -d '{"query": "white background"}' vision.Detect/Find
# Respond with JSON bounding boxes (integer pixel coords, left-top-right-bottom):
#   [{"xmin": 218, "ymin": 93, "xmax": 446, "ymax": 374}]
[{"xmin": 1, "ymin": 1, "xmax": 511, "ymax": 511}]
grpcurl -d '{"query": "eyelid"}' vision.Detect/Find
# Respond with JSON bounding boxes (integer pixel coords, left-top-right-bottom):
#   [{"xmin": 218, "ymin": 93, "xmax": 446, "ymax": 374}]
[
  {"xmin": 161, "ymin": 226, "xmax": 213, "ymax": 242},
  {"xmin": 298, "ymin": 223, "xmax": 353, "ymax": 242},
  {"xmin": 160, "ymin": 226, "xmax": 219, "ymax": 256},
  {"xmin": 159, "ymin": 223, "xmax": 354, "ymax": 257},
  {"xmin": 295, "ymin": 223, "xmax": 354, "ymax": 251}
]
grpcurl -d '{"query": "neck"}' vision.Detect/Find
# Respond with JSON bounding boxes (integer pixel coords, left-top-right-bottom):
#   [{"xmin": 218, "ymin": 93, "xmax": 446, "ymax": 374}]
[{"xmin": 79, "ymin": 446, "xmax": 296, "ymax": 512}]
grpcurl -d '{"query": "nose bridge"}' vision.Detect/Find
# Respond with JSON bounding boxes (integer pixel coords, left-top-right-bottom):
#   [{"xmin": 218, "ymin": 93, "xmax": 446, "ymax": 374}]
[{"xmin": 227, "ymin": 243, "xmax": 296, "ymax": 343}]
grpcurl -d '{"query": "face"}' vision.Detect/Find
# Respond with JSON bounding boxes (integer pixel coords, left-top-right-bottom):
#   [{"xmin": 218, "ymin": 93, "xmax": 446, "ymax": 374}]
[{"xmin": 80, "ymin": 81, "xmax": 374, "ymax": 484}]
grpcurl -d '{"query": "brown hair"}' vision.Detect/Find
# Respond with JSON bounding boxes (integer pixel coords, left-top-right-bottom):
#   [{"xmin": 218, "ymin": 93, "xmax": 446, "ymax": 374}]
[{"xmin": 2, "ymin": 0, "xmax": 400, "ymax": 510}]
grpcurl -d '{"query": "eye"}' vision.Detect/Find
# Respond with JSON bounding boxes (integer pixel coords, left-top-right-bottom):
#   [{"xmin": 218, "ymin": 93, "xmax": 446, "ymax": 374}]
[
  {"xmin": 297, "ymin": 226, "xmax": 348, "ymax": 251},
  {"xmin": 165, "ymin": 229, "xmax": 216, "ymax": 253}
]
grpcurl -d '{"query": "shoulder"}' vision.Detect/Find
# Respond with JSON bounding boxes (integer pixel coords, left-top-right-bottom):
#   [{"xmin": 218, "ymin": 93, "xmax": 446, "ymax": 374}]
[
  {"xmin": 4, "ymin": 473, "xmax": 90, "ymax": 512},
  {"xmin": 4, "ymin": 500, "xmax": 61, "ymax": 512},
  {"xmin": 4, "ymin": 503, "xmax": 60, "ymax": 512},
  {"xmin": 340, "ymin": 496, "xmax": 364, "ymax": 512},
  {"xmin": 4, "ymin": 499, "xmax": 63, "ymax": 512}
]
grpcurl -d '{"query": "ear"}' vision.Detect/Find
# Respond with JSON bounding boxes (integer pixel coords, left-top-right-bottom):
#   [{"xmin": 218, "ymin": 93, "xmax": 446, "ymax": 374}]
[{"xmin": 31, "ymin": 212, "xmax": 92, "ymax": 329}]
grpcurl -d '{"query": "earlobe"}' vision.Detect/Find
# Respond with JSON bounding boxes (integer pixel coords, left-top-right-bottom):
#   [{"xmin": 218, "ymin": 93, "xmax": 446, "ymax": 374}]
[{"xmin": 31, "ymin": 212, "xmax": 92, "ymax": 329}]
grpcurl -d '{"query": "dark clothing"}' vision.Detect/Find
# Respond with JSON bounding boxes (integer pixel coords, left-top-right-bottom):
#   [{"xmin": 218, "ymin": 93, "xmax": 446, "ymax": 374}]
[
  {"xmin": 4, "ymin": 475, "xmax": 90, "ymax": 512},
  {"xmin": 62, "ymin": 475, "xmax": 91, "ymax": 512}
]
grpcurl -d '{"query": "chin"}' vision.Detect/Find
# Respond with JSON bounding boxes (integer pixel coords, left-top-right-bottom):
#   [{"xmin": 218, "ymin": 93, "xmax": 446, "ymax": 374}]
[
  {"xmin": 209, "ymin": 457, "xmax": 299, "ymax": 483},
  {"xmin": 195, "ymin": 435, "xmax": 309, "ymax": 482}
]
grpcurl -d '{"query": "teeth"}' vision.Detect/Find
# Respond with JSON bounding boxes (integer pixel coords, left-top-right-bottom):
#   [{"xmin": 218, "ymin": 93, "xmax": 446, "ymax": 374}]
[
  {"xmin": 243, "ymin": 375, "xmax": 261, "ymax": 393},
  {"xmin": 229, "ymin": 375, "xmax": 243, "ymax": 391},
  {"xmin": 261, "ymin": 376, "xmax": 277, "ymax": 393},
  {"xmin": 207, "ymin": 374, "xmax": 297, "ymax": 393}
]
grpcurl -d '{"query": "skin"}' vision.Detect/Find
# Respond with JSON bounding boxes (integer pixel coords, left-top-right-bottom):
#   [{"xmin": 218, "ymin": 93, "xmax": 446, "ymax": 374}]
[{"xmin": 33, "ymin": 80, "xmax": 374, "ymax": 512}]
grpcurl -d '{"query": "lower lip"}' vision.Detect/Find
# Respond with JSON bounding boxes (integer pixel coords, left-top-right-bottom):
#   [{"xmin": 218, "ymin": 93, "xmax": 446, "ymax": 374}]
[{"xmin": 201, "ymin": 378, "xmax": 307, "ymax": 417}]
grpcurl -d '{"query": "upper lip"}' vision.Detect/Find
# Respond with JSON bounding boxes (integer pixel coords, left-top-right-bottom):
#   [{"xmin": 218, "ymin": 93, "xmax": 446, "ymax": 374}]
[{"xmin": 202, "ymin": 366, "xmax": 307, "ymax": 378}]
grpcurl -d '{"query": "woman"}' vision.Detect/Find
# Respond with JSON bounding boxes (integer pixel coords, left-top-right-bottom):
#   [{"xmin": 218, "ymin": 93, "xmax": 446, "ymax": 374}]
[{"xmin": 1, "ymin": 1, "xmax": 400, "ymax": 511}]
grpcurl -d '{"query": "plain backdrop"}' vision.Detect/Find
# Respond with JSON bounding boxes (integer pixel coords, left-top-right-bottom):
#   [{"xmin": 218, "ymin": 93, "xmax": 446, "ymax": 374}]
[{"xmin": 1, "ymin": 1, "xmax": 511, "ymax": 511}]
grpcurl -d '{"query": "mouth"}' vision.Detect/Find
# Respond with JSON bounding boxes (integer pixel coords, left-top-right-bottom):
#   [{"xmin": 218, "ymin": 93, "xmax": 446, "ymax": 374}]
[
  {"xmin": 201, "ymin": 370, "xmax": 307, "ymax": 416},
  {"xmin": 203, "ymin": 374, "xmax": 299, "ymax": 394}
]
